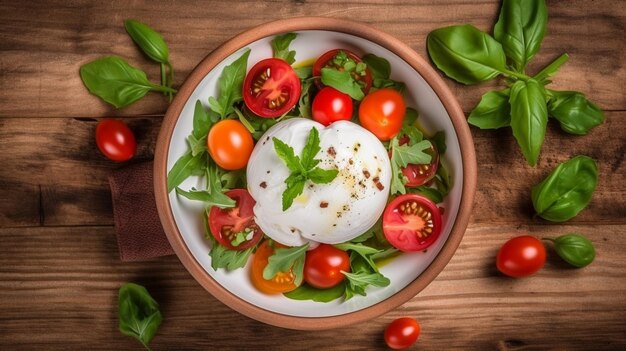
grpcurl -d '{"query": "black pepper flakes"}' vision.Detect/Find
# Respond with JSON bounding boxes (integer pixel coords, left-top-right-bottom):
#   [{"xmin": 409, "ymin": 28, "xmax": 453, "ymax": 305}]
[
  {"xmin": 327, "ymin": 146, "xmax": 336, "ymax": 157},
  {"xmin": 260, "ymin": 181, "xmax": 267, "ymax": 189},
  {"xmin": 320, "ymin": 201, "xmax": 329, "ymax": 208}
]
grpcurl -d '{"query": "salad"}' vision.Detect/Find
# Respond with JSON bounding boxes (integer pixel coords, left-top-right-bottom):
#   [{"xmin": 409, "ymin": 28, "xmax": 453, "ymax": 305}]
[{"xmin": 167, "ymin": 33, "xmax": 452, "ymax": 302}]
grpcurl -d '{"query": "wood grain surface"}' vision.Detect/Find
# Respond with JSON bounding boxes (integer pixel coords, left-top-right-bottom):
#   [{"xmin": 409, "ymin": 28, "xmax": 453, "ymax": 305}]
[{"xmin": 0, "ymin": 0, "xmax": 625, "ymax": 350}]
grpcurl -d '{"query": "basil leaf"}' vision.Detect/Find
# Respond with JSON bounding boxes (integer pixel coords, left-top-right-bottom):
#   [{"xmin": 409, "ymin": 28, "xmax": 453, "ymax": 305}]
[
  {"xmin": 545, "ymin": 233, "xmax": 595, "ymax": 268},
  {"xmin": 509, "ymin": 79, "xmax": 548, "ymax": 166},
  {"xmin": 427, "ymin": 24, "xmax": 506, "ymax": 84},
  {"xmin": 263, "ymin": 243, "xmax": 309, "ymax": 286},
  {"xmin": 215, "ymin": 49, "xmax": 251, "ymax": 118},
  {"xmin": 209, "ymin": 239, "xmax": 254, "ymax": 271},
  {"xmin": 294, "ymin": 66, "xmax": 313, "ymax": 80},
  {"xmin": 284, "ymin": 283, "xmax": 345, "ymax": 302},
  {"xmin": 362, "ymin": 54, "xmax": 391, "ymax": 80},
  {"xmin": 300, "ymin": 127, "xmax": 321, "ymax": 170},
  {"xmin": 320, "ymin": 67, "xmax": 364, "ymax": 100},
  {"xmin": 547, "ymin": 90, "xmax": 605, "ymax": 135},
  {"xmin": 282, "ymin": 174, "xmax": 305, "ymax": 211},
  {"xmin": 271, "ymin": 33, "xmax": 297, "ymax": 64},
  {"xmin": 167, "ymin": 151, "xmax": 206, "ymax": 193},
  {"xmin": 468, "ymin": 89, "xmax": 511, "ymax": 129},
  {"xmin": 118, "ymin": 283, "xmax": 162, "ymax": 350},
  {"xmin": 407, "ymin": 186, "xmax": 444, "ymax": 204},
  {"xmin": 307, "ymin": 167, "xmax": 338, "ymax": 184},
  {"xmin": 532, "ymin": 155, "xmax": 598, "ymax": 222},
  {"xmin": 273, "ymin": 137, "xmax": 303, "ymax": 173},
  {"xmin": 494, "ymin": 0, "xmax": 548, "ymax": 71},
  {"xmin": 80, "ymin": 56, "xmax": 173, "ymax": 108},
  {"xmin": 124, "ymin": 20, "xmax": 169, "ymax": 64}
]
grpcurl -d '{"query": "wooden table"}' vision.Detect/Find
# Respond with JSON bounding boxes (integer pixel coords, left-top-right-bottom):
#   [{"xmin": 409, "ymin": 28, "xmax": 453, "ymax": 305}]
[{"xmin": 1, "ymin": 1, "xmax": 624, "ymax": 349}]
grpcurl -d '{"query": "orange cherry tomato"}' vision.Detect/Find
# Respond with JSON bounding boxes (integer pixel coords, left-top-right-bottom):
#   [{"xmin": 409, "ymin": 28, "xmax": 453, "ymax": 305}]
[
  {"xmin": 207, "ymin": 120, "xmax": 254, "ymax": 170},
  {"xmin": 358, "ymin": 88, "xmax": 406, "ymax": 141},
  {"xmin": 251, "ymin": 240, "xmax": 297, "ymax": 294}
]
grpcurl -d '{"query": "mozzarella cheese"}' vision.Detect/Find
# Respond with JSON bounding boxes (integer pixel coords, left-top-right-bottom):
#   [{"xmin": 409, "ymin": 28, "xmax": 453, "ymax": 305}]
[{"xmin": 246, "ymin": 118, "xmax": 391, "ymax": 246}]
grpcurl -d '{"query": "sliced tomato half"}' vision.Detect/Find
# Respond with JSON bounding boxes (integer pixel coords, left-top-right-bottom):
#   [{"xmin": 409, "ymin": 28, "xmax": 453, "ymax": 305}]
[
  {"xmin": 251, "ymin": 240, "xmax": 297, "ymax": 294},
  {"xmin": 208, "ymin": 189, "xmax": 263, "ymax": 250},
  {"xmin": 243, "ymin": 58, "xmax": 301, "ymax": 118},
  {"xmin": 312, "ymin": 49, "xmax": 372, "ymax": 93},
  {"xmin": 382, "ymin": 194, "xmax": 443, "ymax": 252}
]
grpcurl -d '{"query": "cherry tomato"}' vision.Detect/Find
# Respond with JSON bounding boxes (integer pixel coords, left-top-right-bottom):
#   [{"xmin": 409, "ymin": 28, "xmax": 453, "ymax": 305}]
[
  {"xmin": 359, "ymin": 88, "xmax": 406, "ymax": 141},
  {"xmin": 398, "ymin": 136, "xmax": 440, "ymax": 187},
  {"xmin": 311, "ymin": 87, "xmax": 353, "ymax": 126},
  {"xmin": 207, "ymin": 120, "xmax": 254, "ymax": 170},
  {"xmin": 243, "ymin": 58, "xmax": 301, "ymax": 118},
  {"xmin": 382, "ymin": 194, "xmax": 442, "ymax": 252},
  {"xmin": 95, "ymin": 119, "xmax": 136, "ymax": 162},
  {"xmin": 303, "ymin": 244, "xmax": 350, "ymax": 289},
  {"xmin": 384, "ymin": 317, "xmax": 421, "ymax": 350},
  {"xmin": 251, "ymin": 240, "xmax": 297, "ymax": 294},
  {"xmin": 312, "ymin": 49, "xmax": 372, "ymax": 93},
  {"xmin": 209, "ymin": 189, "xmax": 263, "ymax": 250},
  {"xmin": 496, "ymin": 235, "xmax": 546, "ymax": 277}
]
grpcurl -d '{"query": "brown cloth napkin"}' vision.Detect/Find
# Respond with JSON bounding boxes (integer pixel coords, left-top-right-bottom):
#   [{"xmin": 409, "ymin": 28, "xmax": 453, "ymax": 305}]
[{"xmin": 109, "ymin": 161, "xmax": 174, "ymax": 261}]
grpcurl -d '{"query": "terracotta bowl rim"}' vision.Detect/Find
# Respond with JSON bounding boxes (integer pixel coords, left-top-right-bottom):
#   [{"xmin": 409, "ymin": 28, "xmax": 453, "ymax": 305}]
[{"xmin": 153, "ymin": 16, "xmax": 477, "ymax": 330}]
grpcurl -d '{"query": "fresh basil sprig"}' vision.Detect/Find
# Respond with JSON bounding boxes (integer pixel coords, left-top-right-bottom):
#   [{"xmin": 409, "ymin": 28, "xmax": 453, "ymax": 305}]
[
  {"xmin": 263, "ymin": 243, "xmax": 310, "ymax": 286},
  {"xmin": 543, "ymin": 233, "xmax": 595, "ymax": 268},
  {"xmin": 531, "ymin": 155, "xmax": 598, "ymax": 222},
  {"xmin": 118, "ymin": 283, "xmax": 162, "ymax": 351},
  {"xmin": 273, "ymin": 127, "xmax": 339, "ymax": 210},
  {"xmin": 271, "ymin": 32, "xmax": 297, "ymax": 64},
  {"xmin": 427, "ymin": 0, "xmax": 604, "ymax": 166}
]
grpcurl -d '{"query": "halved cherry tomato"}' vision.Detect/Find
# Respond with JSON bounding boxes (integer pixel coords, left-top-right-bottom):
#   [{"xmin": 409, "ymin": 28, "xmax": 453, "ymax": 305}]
[
  {"xmin": 207, "ymin": 120, "xmax": 254, "ymax": 171},
  {"xmin": 359, "ymin": 88, "xmax": 406, "ymax": 141},
  {"xmin": 311, "ymin": 87, "xmax": 353, "ymax": 126},
  {"xmin": 384, "ymin": 317, "xmax": 421, "ymax": 350},
  {"xmin": 398, "ymin": 136, "xmax": 440, "ymax": 187},
  {"xmin": 251, "ymin": 240, "xmax": 297, "ymax": 294},
  {"xmin": 496, "ymin": 235, "xmax": 546, "ymax": 278},
  {"xmin": 243, "ymin": 58, "xmax": 301, "ymax": 118},
  {"xmin": 95, "ymin": 119, "xmax": 136, "ymax": 162},
  {"xmin": 303, "ymin": 244, "xmax": 350, "ymax": 289},
  {"xmin": 382, "ymin": 194, "xmax": 442, "ymax": 252},
  {"xmin": 209, "ymin": 189, "xmax": 263, "ymax": 250},
  {"xmin": 312, "ymin": 49, "xmax": 372, "ymax": 93}
]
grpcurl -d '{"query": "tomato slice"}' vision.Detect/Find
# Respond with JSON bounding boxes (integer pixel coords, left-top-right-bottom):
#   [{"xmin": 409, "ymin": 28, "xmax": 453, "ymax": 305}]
[
  {"xmin": 251, "ymin": 240, "xmax": 297, "ymax": 294},
  {"xmin": 398, "ymin": 136, "xmax": 440, "ymax": 187},
  {"xmin": 312, "ymin": 49, "xmax": 372, "ymax": 93},
  {"xmin": 208, "ymin": 189, "xmax": 263, "ymax": 250},
  {"xmin": 243, "ymin": 58, "xmax": 301, "ymax": 118},
  {"xmin": 382, "ymin": 194, "xmax": 443, "ymax": 252}
]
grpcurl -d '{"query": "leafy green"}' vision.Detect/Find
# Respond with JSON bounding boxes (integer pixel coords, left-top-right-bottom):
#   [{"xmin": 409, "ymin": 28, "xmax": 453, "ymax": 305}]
[
  {"xmin": 271, "ymin": 33, "xmax": 297, "ymax": 64},
  {"xmin": 388, "ymin": 130, "xmax": 433, "ymax": 195},
  {"xmin": 175, "ymin": 187, "xmax": 234, "ymax": 208},
  {"xmin": 298, "ymin": 78, "xmax": 315, "ymax": 118},
  {"xmin": 335, "ymin": 242, "xmax": 382, "ymax": 272},
  {"xmin": 210, "ymin": 49, "xmax": 251, "ymax": 118},
  {"xmin": 362, "ymin": 54, "xmax": 391, "ymax": 80},
  {"xmin": 320, "ymin": 67, "xmax": 365, "ymax": 100},
  {"xmin": 343, "ymin": 270, "xmax": 390, "ymax": 300},
  {"xmin": 427, "ymin": 24, "xmax": 506, "ymax": 84},
  {"xmin": 80, "ymin": 56, "xmax": 175, "ymax": 108},
  {"xmin": 468, "ymin": 89, "xmax": 511, "ymax": 129},
  {"xmin": 187, "ymin": 100, "xmax": 212, "ymax": 156},
  {"xmin": 263, "ymin": 243, "xmax": 309, "ymax": 286},
  {"xmin": 167, "ymin": 151, "xmax": 206, "ymax": 193},
  {"xmin": 283, "ymin": 283, "xmax": 345, "ymax": 303},
  {"xmin": 547, "ymin": 90, "xmax": 605, "ymax": 135},
  {"xmin": 209, "ymin": 238, "xmax": 255, "ymax": 271},
  {"xmin": 273, "ymin": 128, "xmax": 339, "ymax": 210},
  {"xmin": 294, "ymin": 66, "xmax": 313, "ymax": 80},
  {"xmin": 407, "ymin": 186, "xmax": 444, "ymax": 204},
  {"xmin": 494, "ymin": 0, "xmax": 548, "ymax": 71},
  {"xmin": 430, "ymin": 131, "xmax": 447, "ymax": 155},
  {"xmin": 531, "ymin": 155, "xmax": 598, "ymax": 222},
  {"xmin": 509, "ymin": 79, "xmax": 548, "ymax": 166},
  {"xmin": 118, "ymin": 283, "xmax": 162, "ymax": 350},
  {"xmin": 544, "ymin": 233, "xmax": 595, "ymax": 268}
]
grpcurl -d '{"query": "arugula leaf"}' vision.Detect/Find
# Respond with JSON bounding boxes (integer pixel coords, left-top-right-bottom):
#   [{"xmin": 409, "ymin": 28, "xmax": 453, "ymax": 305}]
[
  {"xmin": 271, "ymin": 33, "xmax": 297, "ymax": 64},
  {"xmin": 392, "ymin": 139, "xmax": 432, "ymax": 168},
  {"xmin": 167, "ymin": 151, "xmax": 206, "ymax": 193},
  {"xmin": 118, "ymin": 283, "xmax": 162, "ymax": 350},
  {"xmin": 175, "ymin": 187, "xmax": 235, "ymax": 208},
  {"xmin": 430, "ymin": 131, "xmax": 447, "ymax": 155},
  {"xmin": 343, "ymin": 268, "xmax": 390, "ymax": 300},
  {"xmin": 434, "ymin": 161, "xmax": 452, "ymax": 196},
  {"xmin": 334, "ymin": 242, "xmax": 381, "ymax": 272},
  {"xmin": 403, "ymin": 107, "xmax": 419, "ymax": 126},
  {"xmin": 214, "ymin": 49, "xmax": 251, "ymax": 118},
  {"xmin": 284, "ymin": 283, "xmax": 345, "ymax": 303},
  {"xmin": 298, "ymin": 78, "xmax": 315, "ymax": 118},
  {"xmin": 263, "ymin": 243, "xmax": 309, "ymax": 286},
  {"xmin": 320, "ymin": 67, "xmax": 364, "ymax": 100},
  {"xmin": 371, "ymin": 247, "xmax": 400, "ymax": 261},
  {"xmin": 408, "ymin": 186, "xmax": 444, "ymax": 204},
  {"xmin": 294, "ymin": 66, "xmax": 313, "ymax": 80},
  {"xmin": 209, "ymin": 238, "xmax": 255, "ymax": 271}
]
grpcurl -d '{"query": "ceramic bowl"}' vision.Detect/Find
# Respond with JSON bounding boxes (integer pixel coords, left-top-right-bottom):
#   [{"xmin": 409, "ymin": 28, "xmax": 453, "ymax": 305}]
[{"xmin": 154, "ymin": 17, "xmax": 476, "ymax": 330}]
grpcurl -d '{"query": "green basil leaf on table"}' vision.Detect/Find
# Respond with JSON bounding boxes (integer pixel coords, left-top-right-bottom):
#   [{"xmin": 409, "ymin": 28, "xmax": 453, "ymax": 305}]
[
  {"xmin": 468, "ymin": 88, "xmax": 511, "ymax": 129},
  {"xmin": 271, "ymin": 32, "xmax": 297, "ymax": 64},
  {"xmin": 167, "ymin": 150, "xmax": 207, "ymax": 193},
  {"xmin": 212, "ymin": 49, "xmax": 251, "ymax": 118},
  {"xmin": 118, "ymin": 283, "xmax": 162, "ymax": 351},
  {"xmin": 124, "ymin": 20, "xmax": 170, "ymax": 64},
  {"xmin": 493, "ymin": 0, "xmax": 548, "ymax": 71},
  {"xmin": 509, "ymin": 78, "xmax": 548, "ymax": 166},
  {"xmin": 283, "ymin": 282, "xmax": 345, "ymax": 303},
  {"xmin": 547, "ymin": 90, "xmax": 605, "ymax": 135},
  {"xmin": 544, "ymin": 233, "xmax": 595, "ymax": 268},
  {"xmin": 80, "ymin": 56, "xmax": 174, "ymax": 108},
  {"xmin": 320, "ymin": 67, "xmax": 364, "ymax": 100},
  {"xmin": 531, "ymin": 155, "xmax": 598, "ymax": 222},
  {"xmin": 263, "ymin": 243, "xmax": 310, "ymax": 286},
  {"xmin": 427, "ymin": 24, "xmax": 506, "ymax": 84}
]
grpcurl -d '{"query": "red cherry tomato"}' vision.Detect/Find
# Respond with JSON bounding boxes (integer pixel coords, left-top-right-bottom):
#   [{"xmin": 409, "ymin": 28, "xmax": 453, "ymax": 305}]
[
  {"xmin": 243, "ymin": 58, "xmax": 301, "ymax": 118},
  {"xmin": 398, "ymin": 136, "xmax": 440, "ymax": 187},
  {"xmin": 496, "ymin": 235, "xmax": 546, "ymax": 277},
  {"xmin": 95, "ymin": 119, "xmax": 136, "ymax": 162},
  {"xmin": 312, "ymin": 49, "xmax": 372, "ymax": 93},
  {"xmin": 303, "ymin": 244, "xmax": 351, "ymax": 289},
  {"xmin": 209, "ymin": 189, "xmax": 263, "ymax": 250},
  {"xmin": 311, "ymin": 87, "xmax": 353, "ymax": 126},
  {"xmin": 207, "ymin": 120, "xmax": 254, "ymax": 171},
  {"xmin": 358, "ymin": 88, "xmax": 406, "ymax": 141},
  {"xmin": 384, "ymin": 317, "xmax": 421, "ymax": 350},
  {"xmin": 382, "ymin": 194, "xmax": 442, "ymax": 252}
]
